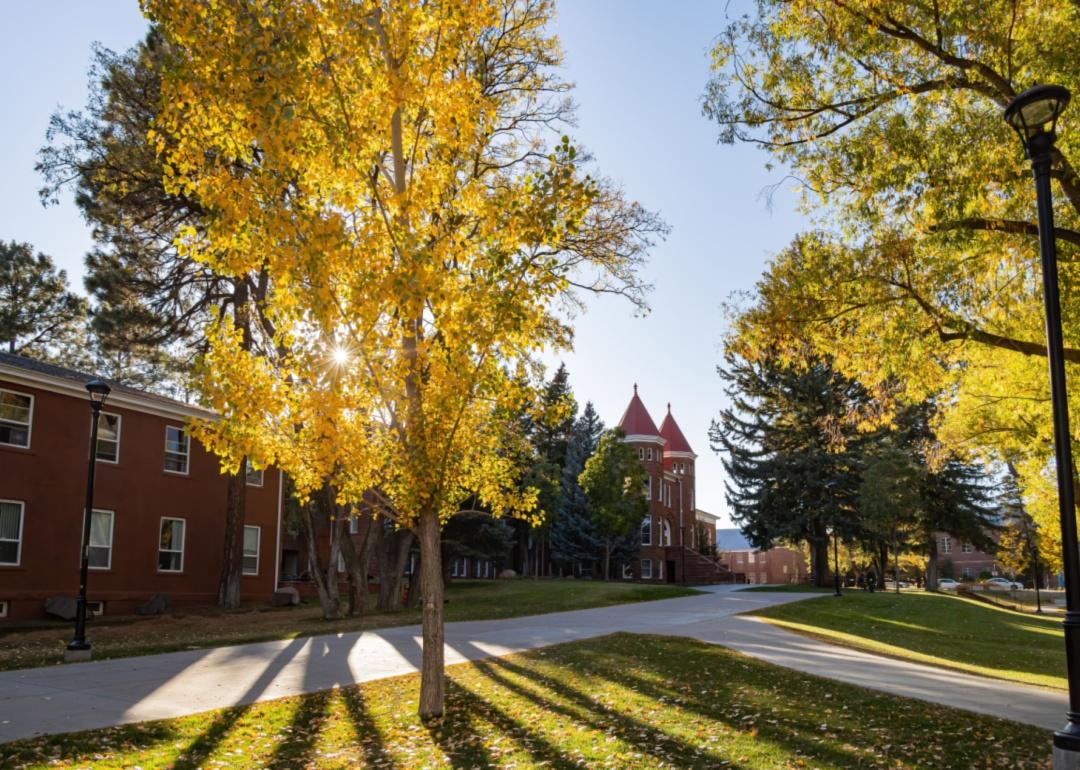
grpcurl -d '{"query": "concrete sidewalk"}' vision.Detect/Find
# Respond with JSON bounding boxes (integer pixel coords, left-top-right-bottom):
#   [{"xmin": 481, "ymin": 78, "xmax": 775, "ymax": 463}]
[{"xmin": 0, "ymin": 586, "xmax": 1063, "ymax": 743}]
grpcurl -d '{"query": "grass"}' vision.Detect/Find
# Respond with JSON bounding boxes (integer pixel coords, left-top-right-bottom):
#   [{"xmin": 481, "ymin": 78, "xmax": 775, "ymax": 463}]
[
  {"xmin": 0, "ymin": 633, "xmax": 1050, "ymax": 769},
  {"xmin": 0, "ymin": 579, "xmax": 699, "ymax": 672},
  {"xmin": 751, "ymin": 590, "xmax": 1066, "ymax": 689}
]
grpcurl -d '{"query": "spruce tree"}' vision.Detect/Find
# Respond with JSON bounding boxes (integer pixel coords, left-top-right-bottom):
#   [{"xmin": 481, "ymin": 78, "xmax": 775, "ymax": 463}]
[{"xmin": 551, "ymin": 402, "xmax": 604, "ymax": 576}]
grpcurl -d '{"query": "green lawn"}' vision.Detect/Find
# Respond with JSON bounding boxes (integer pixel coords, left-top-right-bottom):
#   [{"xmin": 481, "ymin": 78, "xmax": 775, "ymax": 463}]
[
  {"xmin": 0, "ymin": 633, "xmax": 1049, "ymax": 769},
  {"xmin": 752, "ymin": 590, "xmax": 1066, "ymax": 689},
  {"xmin": 0, "ymin": 580, "xmax": 699, "ymax": 672},
  {"xmin": 741, "ymin": 584, "xmax": 835, "ymax": 593}
]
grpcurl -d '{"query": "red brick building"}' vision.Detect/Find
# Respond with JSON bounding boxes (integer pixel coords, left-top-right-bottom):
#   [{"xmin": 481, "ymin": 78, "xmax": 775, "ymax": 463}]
[
  {"xmin": 0, "ymin": 353, "xmax": 282, "ymax": 622},
  {"xmin": 715, "ymin": 528, "xmax": 807, "ymax": 585},
  {"xmin": 936, "ymin": 531, "xmax": 999, "ymax": 581},
  {"xmin": 616, "ymin": 386, "xmax": 728, "ymax": 583}
]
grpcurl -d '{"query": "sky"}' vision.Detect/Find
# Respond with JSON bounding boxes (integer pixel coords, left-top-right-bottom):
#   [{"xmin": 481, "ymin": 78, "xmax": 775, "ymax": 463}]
[{"xmin": 0, "ymin": 1, "xmax": 808, "ymax": 526}]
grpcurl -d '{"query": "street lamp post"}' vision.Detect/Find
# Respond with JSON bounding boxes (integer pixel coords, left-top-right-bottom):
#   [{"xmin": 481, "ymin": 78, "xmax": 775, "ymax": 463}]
[
  {"xmin": 1004, "ymin": 83, "xmax": 1080, "ymax": 769},
  {"xmin": 66, "ymin": 379, "xmax": 111, "ymax": 662}
]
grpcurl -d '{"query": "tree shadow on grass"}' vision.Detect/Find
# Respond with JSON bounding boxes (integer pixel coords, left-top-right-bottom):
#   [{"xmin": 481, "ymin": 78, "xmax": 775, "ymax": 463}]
[
  {"xmin": 467, "ymin": 653, "xmax": 744, "ymax": 770},
  {"xmin": 262, "ymin": 689, "xmax": 333, "ymax": 769},
  {"xmin": 341, "ymin": 685, "xmax": 399, "ymax": 769}
]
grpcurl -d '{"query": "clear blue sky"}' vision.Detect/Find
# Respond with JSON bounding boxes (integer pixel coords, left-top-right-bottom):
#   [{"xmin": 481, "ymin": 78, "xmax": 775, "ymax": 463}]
[{"xmin": 0, "ymin": 1, "xmax": 808, "ymax": 526}]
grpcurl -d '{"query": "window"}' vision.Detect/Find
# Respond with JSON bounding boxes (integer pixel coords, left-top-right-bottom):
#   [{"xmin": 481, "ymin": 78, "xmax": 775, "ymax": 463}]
[
  {"xmin": 622, "ymin": 563, "xmax": 632, "ymax": 579},
  {"xmin": 0, "ymin": 500, "xmax": 24, "ymax": 565},
  {"xmin": 640, "ymin": 515, "xmax": 652, "ymax": 545},
  {"xmin": 644, "ymin": 476, "xmax": 652, "ymax": 500},
  {"xmin": 85, "ymin": 601, "xmax": 105, "ymax": 616},
  {"xmin": 640, "ymin": 559, "xmax": 653, "ymax": 579},
  {"xmin": 89, "ymin": 509, "xmax": 114, "ymax": 569},
  {"xmin": 736, "ymin": 554, "xmax": 744, "ymax": 565},
  {"xmin": 245, "ymin": 461, "xmax": 264, "ymax": 487},
  {"xmin": 164, "ymin": 426, "xmax": 189, "ymax": 474},
  {"xmin": 349, "ymin": 516, "xmax": 360, "ymax": 534},
  {"xmin": 0, "ymin": 390, "xmax": 32, "ymax": 448},
  {"xmin": 337, "ymin": 551, "xmax": 346, "ymax": 573},
  {"xmin": 941, "ymin": 536, "xmax": 952, "ymax": 554},
  {"xmin": 95, "ymin": 413, "xmax": 121, "ymax": 463},
  {"xmin": 658, "ymin": 560, "xmax": 665, "ymax": 580},
  {"xmin": 408, "ymin": 553, "xmax": 418, "ymax": 575},
  {"xmin": 647, "ymin": 448, "xmax": 653, "ymax": 461},
  {"xmin": 242, "ymin": 525, "xmax": 260, "ymax": 574},
  {"xmin": 962, "ymin": 567, "xmax": 974, "ymax": 579},
  {"xmin": 962, "ymin": 542, "xmax": 973, "ymax": 553},
  {"xmin": 158, "ymin": 517, "xmax": 186, "ymax": 572},
  {"xmin": 638, "ymin": 448, "xmax": 644, "ymax": 460},
  {"xmin": 0, "ymin": 600, "xmax": 7, "ymax": 618},
  {"xmin": 658, "ymin": 480, "xmax": 663, "ymax": 502},
  {"xmin": 660, "ymin": 519, "xmax": 671, "ymax": 546},
  {"xmin": 748, "ymin": 552, "xmax": 756, "ymax": 564},
  {"xmin": 782, "ymin": 564, "xmax": 788, "ymax": 574}
]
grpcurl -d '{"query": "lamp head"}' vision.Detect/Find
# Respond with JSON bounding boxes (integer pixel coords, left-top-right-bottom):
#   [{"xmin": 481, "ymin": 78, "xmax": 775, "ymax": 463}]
[
  {"xmin": 1004, "ymin": 84, "xmax": 1070, "ymax": 153},
  {"xmin": 85, "ymin": 379, "xmax": 111, "ymax": 408}
]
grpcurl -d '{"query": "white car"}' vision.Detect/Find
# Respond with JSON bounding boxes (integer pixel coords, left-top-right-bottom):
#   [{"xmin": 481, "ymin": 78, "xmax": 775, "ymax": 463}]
[
  {"xmin": 938, "ymin": 578, "xmax": 960, "ymax": 590},
  {"xmin": 984, "ymin": 577, "xmax": 1023, "ymax": 590}
]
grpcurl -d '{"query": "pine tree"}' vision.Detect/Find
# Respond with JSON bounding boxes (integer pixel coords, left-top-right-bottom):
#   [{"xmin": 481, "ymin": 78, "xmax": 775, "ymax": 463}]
[
  {"xmin": 0, "ymin": 241, "xmax": 88, "ymax": 360},
  {"xmin": 711, "ymin": 351, "xmax": 871, "ymax": 586},
  {"xmin": 550, "ymin": 402, "xmax": 604, "ymax": 575}
]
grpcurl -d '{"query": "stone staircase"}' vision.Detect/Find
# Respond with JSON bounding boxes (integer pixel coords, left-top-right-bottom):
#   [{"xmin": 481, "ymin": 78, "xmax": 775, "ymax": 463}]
[{"xmin": 665, "ymin": 546, "xmax": 738, "ymax": 584}]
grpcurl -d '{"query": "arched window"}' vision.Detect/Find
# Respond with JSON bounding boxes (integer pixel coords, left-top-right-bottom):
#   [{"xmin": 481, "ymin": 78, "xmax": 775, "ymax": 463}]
[
  {"xmin": 641, "ymin": 515, "xmax": 652, "ymax": 545},
  {"xmin": 661, "ymin": 519, "xmax": 672, "ymax": 546}
]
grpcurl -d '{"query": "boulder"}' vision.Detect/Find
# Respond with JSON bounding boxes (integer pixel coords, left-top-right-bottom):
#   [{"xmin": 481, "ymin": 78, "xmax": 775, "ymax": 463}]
[
  {"xmin": 272, "ymin": 587, "xmax": 301, "ymax": 607},
  {"xmin": 136, "ymin": 593, "xmax": 171, "ymax": 616},
  {"xmin": 497, "ymin": 569, "xmax": 517, "ymax": 579},
  {"xmin": 44, "ymin": 596, "xmax": 78, "ymax": 620}
]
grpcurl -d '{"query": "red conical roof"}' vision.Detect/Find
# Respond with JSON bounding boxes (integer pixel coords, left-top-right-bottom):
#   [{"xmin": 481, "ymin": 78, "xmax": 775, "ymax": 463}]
[
  {"xmin": 617, "ymin": 384, "xmax": 661, "ymax": 437},
  {"xmin": 659, "ymin": 403, "xmax": 694, "ymax": 454}
]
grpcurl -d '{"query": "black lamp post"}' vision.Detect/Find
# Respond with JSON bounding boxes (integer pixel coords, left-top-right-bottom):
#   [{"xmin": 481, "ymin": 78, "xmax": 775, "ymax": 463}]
[
  {"xmin": 66, "ymin": 378, "xmax": 111, "ymax": 662},
  {"xmin": 1004, "ymin": 83, "xmax": 1080, "ymax": 768}
]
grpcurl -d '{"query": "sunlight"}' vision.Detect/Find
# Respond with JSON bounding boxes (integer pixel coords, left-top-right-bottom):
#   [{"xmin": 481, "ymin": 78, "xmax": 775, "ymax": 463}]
[{"xmin": 331, "ymin": 345, "xmax": 350, "ymax": 366}]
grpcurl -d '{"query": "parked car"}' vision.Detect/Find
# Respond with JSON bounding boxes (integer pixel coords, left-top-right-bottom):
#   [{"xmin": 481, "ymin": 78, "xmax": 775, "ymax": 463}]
[
  {"xmin": 983, "ymin": 577, "xmax": 1023, "ymax": 590},
  {"xmin": 938, "ymin": 578, "xmax": 960, "ymax": 590}
]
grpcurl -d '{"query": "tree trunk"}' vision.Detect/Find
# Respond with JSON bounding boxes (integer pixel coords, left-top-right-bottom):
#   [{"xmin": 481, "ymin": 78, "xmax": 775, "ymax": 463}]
[
  {"xmin": 302, "ymin": 495, "xmax": 344, "ymax": 620},
  {"xmin": 892, "ymin": 536, "xmax": 900, "ymax": 593},
  {"xmin": 378, "ymin": 528, "xmax": 413, "ymax": 611},
  {"xmin": 218, "ymin": 466, "xmax": 247, "ymax": 609},
  {"xmin": 810, "ymin": 532, "xmax": 829, "ymax": 588},
  {"xmin": 602, "ymin": 539, "xmax": 611, "ymax": 581},
  {"xmin": 417, "ymin": 507, "xmax": 444, "ymax": 720},
  {"xmin": 926, "ymin": 539, "xmax": 940, "ymax": 591},
  {"xmin": 340, "ymin": 511, "xmax": 371, "ymax": 617},
  {"xmin": 876, "ymin": 542, "xmax": 888, "ymax": 589}
]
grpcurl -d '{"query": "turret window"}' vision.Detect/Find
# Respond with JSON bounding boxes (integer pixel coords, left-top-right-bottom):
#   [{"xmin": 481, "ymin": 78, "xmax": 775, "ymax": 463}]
[
  {"xmin": 641, "ymin": 516, "xmax": 652, "ymax": 545},
  {"xmin": 647, "ymin": 448, "xmax": 653, "ymax": 461}
]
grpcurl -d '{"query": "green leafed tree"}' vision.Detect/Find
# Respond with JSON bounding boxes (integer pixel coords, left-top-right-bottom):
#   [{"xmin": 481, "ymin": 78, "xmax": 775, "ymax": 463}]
[
  {"xmin": 579, "ymin": 428, "xmax": 648, "ymax": 580},
  {"xmin": 859, "ymin": 444, "xmax": 920, "ymax": 592},
  {"xmin": 0, "ymin": 241, "xmax": 87, "ymax": 360}
]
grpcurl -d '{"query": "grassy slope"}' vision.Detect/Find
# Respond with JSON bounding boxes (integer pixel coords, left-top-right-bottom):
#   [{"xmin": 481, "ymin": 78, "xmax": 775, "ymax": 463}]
[
  {"xmin": 752, "ymin": 590, "xmax": 1065, "ymax": 689},
  {"xmin": 0, "ymin": 580, "xmax": 699, "ymax": 672},
  {"xmin": 0, "ymin": 633, "xmax": 1049, "ymax": 769}
]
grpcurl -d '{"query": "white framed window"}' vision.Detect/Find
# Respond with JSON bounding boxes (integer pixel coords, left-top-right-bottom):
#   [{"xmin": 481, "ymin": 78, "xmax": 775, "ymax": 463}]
[
  {"xmin": 748, "ymin": 552, "xmax": 756, "ymax": 564},
  {"xmin": 164, "ymin": 426, "xmax": 190, "ymax": 474},
  {"xmin": 647, "ymin": 448, "xmax": 653, "ymax": 461},
  {"xmin": 0, "ymin": 389, "xmax": 32, "ymax": 448},
  {"xmin": 641, "ymin": 515, "xmax": 652, "ymax": 545},
  {"xmin": 158, "ymin": 517, "xmax": 186, "ymax": 572},
  {"xmin": 665, "ymin": 484, "xmax": 671, "ymax": 507},
  {"xmin": 640, "ymin": 559, "xmax": 653, "ymax": 579},
  {"xmin": 736, "ymin": 553, "xmax": 744, "ymax": 564},
  {"xmin": 85, "ymin": 601, "xmax": 105, "ymax": 616},
  {"xmin": 941, "ymin": 536, "xmax": 952, "ymax": 554},
  {"xmin": 451, "ymin": 558, "xmax": 459, "ymax": 577},
  {"xmin": 349, "ymin": 516, "xmax": 360, "ymax": 534},
  {"xmin": 962, "ymin": 542, "xmax": 973, "ymax": 553},
  {"xmin": 0, "ymin": 600, "xmax": 7, "ymax": 618},
  {"xmin": 88, "ymin": 509, "xmax": 114, "ymax": 570},
  {"xmin": 622, "ymin": 562, "xmax": 632, "ymax": 579},
  {"xmin": 0, "ymin": 500, "xmax": 24, "ymax": 566},
  {"xmin": 245, "ymin": 460, "xmax": 264, "ymax": 487},
  {"xmin": 660, "ymin": 519, "xmax": 672, "ymax": 546},
  {"xmin": 95, "ymin": 413, "xmax": 121, "ymax": 463},
  {"xmin": 638, "ymin": 448, "xmax": 644, "ymax": 460},
  {"xmin": 242, "ymin": 525, "xmax": 260, "ymax": 574},
  {"xmin": 644, "ymin": 475, "xmax": 652, "ymax": 500}
]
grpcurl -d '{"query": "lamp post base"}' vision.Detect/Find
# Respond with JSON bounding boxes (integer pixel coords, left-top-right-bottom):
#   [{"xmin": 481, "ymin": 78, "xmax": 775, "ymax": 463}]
[
  {"xmin": 64, "ymin": 646, "xmax": 92, "ymax": 663},
  {"xmin": 1055, "ymin": 727, "xmax": 1080, "ymax": 769}
]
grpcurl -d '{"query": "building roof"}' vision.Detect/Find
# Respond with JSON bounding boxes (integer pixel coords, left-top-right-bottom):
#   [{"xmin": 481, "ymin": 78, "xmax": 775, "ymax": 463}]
[
  {"xmin": 617, "ymin": 384, "xmax": 661, "ymax": 437},
  {"xmin": 659, "ymin": 405, "xmax": 694, "ymax": 454},
  {"xmin": 0, "ymin": 351, "xmax": 211, "ymax": 420},
  {"xmin": 715, "ymin": 528, "xmax": 753, "ymax": 551},
  {"xmin": 694, "ymin": 508, "xmax": 720, "ymax": 523}
]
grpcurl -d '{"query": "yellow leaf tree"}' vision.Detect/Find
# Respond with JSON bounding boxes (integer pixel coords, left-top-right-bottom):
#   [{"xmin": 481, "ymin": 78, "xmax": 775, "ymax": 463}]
[{"xmin": 144, "ymin": 0, "xmax": 663, "ymax": 718}]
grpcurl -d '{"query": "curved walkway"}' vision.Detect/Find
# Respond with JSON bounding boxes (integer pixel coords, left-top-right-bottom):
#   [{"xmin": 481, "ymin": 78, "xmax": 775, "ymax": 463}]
[{"xmin": 0, "ymin": 586, "xmax": 1063, "ymax": 744}]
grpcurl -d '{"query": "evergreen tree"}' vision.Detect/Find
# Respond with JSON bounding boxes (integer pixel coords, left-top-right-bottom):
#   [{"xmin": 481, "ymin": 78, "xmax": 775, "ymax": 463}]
[
  {"xmin": 550, "ymin": 402, "xmax": 604, "ymax": 575},
  {"xmin": 0, "ymin": 241, "xmax": 88, "ymax": 360},
  {"xmin": 711, "ymin": 351, "xmax": 871, "ymax": 586}
]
